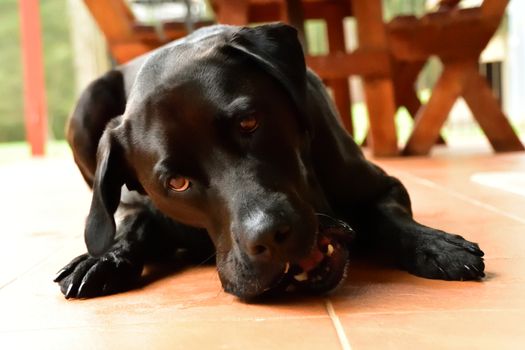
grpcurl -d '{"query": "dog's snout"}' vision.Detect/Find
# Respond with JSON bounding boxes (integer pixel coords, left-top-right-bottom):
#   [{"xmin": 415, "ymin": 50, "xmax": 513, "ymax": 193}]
[
  {"xmin": 231, "ymin": 196, "xmax": 314, "ymax": 265},
  {"xmin": 246, "ymin": 224, "xmax": 292, "ymax": 261}
]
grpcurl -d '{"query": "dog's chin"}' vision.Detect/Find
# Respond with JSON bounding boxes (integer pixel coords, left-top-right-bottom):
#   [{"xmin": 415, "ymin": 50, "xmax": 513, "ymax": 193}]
[{"xmin": 220, "ymin": 214, "xmax": 355, "ymax": 301}]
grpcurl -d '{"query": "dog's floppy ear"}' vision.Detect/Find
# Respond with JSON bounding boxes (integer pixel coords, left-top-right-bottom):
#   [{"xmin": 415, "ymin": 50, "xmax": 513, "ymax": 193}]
[
  {"xmin": 228, "ymin": 23, "xmax": 311, "ymax": 131},
  {"xmin": 84, "ymin": 127, "xmax": 125, "ymax": 257}
]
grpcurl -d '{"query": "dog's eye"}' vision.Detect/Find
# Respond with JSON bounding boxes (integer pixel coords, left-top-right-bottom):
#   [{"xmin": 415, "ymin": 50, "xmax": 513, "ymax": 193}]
[
  {"xmin": 239, "ymin": 115, "xmax": 259, "ymax": 133},
  {"xmin": 168, "ymin": 177, "xmax": 191, "ymax": 192}
]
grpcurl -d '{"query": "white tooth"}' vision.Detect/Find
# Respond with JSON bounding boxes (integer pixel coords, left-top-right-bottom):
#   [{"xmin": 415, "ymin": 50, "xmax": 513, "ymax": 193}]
[
  {"xmin": 294, "ymin": 272, "xmax": 308, "ymax": 282},
  {"xmin": 327, "ymin": 244, "xmax": 334, "ymax": 257},
  {"xmin": 284, "ymin": 262, "xmax": 290, "ymax": 274}
]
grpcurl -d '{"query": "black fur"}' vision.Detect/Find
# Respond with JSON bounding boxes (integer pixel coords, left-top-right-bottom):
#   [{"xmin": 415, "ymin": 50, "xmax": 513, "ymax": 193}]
[{"xmin": 55, "ymin": 23, "xmax": 484, "ymax": 300}]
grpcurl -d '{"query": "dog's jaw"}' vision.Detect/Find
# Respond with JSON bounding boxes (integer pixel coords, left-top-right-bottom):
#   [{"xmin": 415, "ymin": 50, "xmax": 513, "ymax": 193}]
[{"xmin": 216, "ymin": 214, "xmax": 355, "ymax": 300}]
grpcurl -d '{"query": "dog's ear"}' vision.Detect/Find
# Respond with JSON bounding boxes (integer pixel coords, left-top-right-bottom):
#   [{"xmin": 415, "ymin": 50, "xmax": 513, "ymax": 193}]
[
  {"xmin": 84, "ymin": 128, "xmax": 125, "ymax": 257},
  {"xmin": 67, "ymin": 70, "xmax": 127, "ymax": 187},
  {"xmin": 228, "ymin": 23, "xmax": 311, "ymax": 131}
]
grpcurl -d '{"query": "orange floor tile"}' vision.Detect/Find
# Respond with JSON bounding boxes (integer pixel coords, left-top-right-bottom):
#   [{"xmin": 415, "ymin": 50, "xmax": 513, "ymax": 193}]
[{"xmin": 1, "ymin": 149, "xmax": 524, "ymax": 349}]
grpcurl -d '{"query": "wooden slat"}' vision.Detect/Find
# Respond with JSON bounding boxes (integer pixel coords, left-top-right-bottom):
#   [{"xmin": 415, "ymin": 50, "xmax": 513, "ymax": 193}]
[
  {"xmin": 387, "ymin": 7, "xmax": 501, "ymax": 62},
  {"xmin": 83, "ymin": 0, "xmax": 134, "ymax": 41},
  {"xmin": 392, "ymin": 61, "xmax": 424, "ymax": 117},
  {"xmin": 351, "ymin": 0, "xmax": 398, "ymax": 156},
  {"xmin": 133, "ymin": 20, "xmax": 214, "ymax": 43},
  {"xmin": 324, "ymin": 10, "xmax": 352, "ymax": 135},
  {"xmin": 213, "ymin": 0, "xmax": 250, "ymax": 25},
  {"xmin": 307, "ymin": 50, "xmax": 390, "ymax": 80},
  {"xmin": 463, "ymin": 68, "xmax": 524, "ymax": 152},
  {"xmin": 224, "ymin": 0, "xmax": 353, "ymax": 23},
  {"xmin": 392, "ymin": 61, "xmax": 446, "ymax": 145},
  {"xmin": 403, "ymin": 61, "xmax": 471, "ymax": 156},
  {"xmin": 481, "ymin": 0, "xmax": 509, "ymax": 19},
  {"xmin": 111, "ymin": 43, "xmax": 161, "ymax": 64}
]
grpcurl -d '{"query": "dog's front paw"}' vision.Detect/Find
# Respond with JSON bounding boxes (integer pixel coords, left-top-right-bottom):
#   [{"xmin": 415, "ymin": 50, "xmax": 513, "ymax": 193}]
[
  {"xmin": 54, "ymin": 250, "xmax": 143, "ymax": 299},
  {"xmin": 402, "ymin": 230, "xmax": 485, "ymax": 281}
]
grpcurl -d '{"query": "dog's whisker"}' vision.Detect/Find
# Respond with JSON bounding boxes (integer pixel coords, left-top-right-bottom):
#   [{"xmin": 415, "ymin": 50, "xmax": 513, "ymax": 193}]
[{"xmin": 196, "ymin": 252, "xmax": 217, "ymax": 267}]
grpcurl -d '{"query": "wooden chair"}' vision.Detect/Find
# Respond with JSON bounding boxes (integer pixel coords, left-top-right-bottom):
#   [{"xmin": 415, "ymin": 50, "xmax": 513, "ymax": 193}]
[{"xmin": 387, "ymin": 0, "xmax": 524, "ymax": 155}]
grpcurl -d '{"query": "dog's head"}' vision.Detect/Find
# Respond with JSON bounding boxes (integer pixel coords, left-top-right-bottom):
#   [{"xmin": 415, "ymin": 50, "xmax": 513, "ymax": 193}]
[{"xmin": 85, "ymin": 23, "xmax": 353, "ymax": 299}]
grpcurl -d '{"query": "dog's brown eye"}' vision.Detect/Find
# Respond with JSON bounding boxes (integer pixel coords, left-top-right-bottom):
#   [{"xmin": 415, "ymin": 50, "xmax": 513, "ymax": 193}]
[
  {"xmin": 168, "ymin": 177, "xmax": 191, "ymax": 192},
  {"xmin": 239, "ymin": 115, "xmax": 258, "ymax": 133}
]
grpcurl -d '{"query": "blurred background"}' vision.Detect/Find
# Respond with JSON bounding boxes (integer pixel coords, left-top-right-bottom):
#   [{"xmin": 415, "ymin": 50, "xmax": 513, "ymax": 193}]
[{"xmin": 1, "ymin": 0, "xmax": 524, "ymax": 160}]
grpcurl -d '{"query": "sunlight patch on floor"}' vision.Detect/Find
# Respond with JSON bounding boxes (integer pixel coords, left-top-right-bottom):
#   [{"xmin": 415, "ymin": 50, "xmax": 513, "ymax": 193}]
[{"xmin": 471, "ymin": 171, "xmax": 525, "ymax": 197}]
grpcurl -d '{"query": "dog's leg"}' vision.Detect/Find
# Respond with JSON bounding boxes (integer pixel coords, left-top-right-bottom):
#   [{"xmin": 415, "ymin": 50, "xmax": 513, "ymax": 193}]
[
  {"xmin": 347, "ymin": 176, "xmax": 485, "ymax": 280},
  {"xmin": 54, "ymin": 203, "xmax": 213, "ymax": 299},
  {"xmin": 305, "ymin": 70, "xmax": 484, "ymax": 280}
]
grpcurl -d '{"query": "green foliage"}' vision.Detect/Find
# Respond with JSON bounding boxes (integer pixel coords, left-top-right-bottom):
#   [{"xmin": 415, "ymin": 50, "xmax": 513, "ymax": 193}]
[
  {"xmin": 0, "ymin": 0, "xmax": 24, "ymax": 142},
  {"xmin": 382, "ymin": 0, "xmax": 428, "ymax": 20},
  {"xmin": 0, "ymin": 0, "xmax": 75, "ymax": 142},
  {"xmin": 41, "ymin": 0, "xmax": 75, "ymax": 140}
]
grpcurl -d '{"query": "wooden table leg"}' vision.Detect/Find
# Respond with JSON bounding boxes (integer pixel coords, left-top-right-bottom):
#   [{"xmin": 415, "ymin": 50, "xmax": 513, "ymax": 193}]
[
  {"xmin": 393, "ymin": 61, "xmax": 424, "ymax": 119},
  {"xmin": 403, "ymin": 61, "xmax": 470, "ymax": 156},
  {"xmin": 351, "ymin": 0, "xmax": 398, "ymax": 156},
  {"xmin": 463, "ymin": 66, "xmax": 524, "ymax": 152},
  {"xmin": 393, "ymin": 60, "xmax": 446, "ymax": 144}
]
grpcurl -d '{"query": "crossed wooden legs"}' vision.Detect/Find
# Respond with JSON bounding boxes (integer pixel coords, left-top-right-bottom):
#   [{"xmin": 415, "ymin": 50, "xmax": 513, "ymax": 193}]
[{"xmin": 403, "ymin": 60, "xmax": 524, "ymax": 155}]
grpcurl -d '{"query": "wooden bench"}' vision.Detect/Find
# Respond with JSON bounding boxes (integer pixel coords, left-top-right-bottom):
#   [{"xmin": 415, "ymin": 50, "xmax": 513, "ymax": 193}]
[{"xmin": 387, "ymin": 0, "xmax": 524, "ymax": 155}]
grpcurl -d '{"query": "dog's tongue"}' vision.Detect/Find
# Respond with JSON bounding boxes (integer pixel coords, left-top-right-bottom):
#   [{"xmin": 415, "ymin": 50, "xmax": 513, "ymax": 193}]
[
  {"xmin": 297, "ymin": 235, "xmax": 332, "ymax": 271},
  {"xmin": 297, "ymin": 214, "xmax": 355, "ymax": 273},
  {"xmin": 297, "ymin": 248, "xmax": 324, "ymax": 272}
]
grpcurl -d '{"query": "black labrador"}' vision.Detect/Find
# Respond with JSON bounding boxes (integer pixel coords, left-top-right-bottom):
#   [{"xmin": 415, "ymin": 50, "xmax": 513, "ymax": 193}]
[{"xmin": 55, "ymin": 23, "xmax": 484, "ymax": 300}]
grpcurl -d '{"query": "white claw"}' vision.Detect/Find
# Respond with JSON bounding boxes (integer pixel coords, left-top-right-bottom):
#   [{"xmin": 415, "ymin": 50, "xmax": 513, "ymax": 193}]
[
  {"xmin": 294, "ymin": 271, "xmax": 308, "ymax": 282},
  {"xmin": 284, "ymin": 262, "xmax": 290, "ymax": 274},
  {"xmin": 326, "ymin": 244, "xmax": 334, "ymax": 257}
]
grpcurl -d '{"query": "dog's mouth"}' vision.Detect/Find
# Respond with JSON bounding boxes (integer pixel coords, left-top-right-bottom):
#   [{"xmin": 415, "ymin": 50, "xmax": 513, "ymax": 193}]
[{"xmin": 268, "ymin": 214, "xmax": 355, "ymax": 296}]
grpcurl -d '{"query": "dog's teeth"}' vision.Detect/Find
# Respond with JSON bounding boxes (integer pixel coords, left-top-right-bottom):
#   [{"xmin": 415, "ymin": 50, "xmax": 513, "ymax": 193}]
[
  {"xmin": 294, "ymin": 272, "xmax": 308, "ymax": 282},
  {"xmin": 326, "ymin": 244, "xmax": 334, "ymax": 257},
  {"xmin": 284, "ymin": 262, "xmax": 290, "ymax": 274}
]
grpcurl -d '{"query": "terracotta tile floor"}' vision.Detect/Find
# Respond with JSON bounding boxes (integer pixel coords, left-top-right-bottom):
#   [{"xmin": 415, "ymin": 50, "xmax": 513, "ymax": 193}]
[{"xmin": 1, "ymin": 150, "xmax": 524, "ymax": 349}]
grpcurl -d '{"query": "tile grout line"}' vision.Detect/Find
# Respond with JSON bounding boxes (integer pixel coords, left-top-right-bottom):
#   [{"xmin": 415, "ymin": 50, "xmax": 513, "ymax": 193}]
[
  {"xmin": 324, "ymin": 299, "xmax": 352, "ymax": 350},
  {"xmin": 0, "ymin": 253, "xmax": 58, "ymax": 291},
  {"xmin": 398, "ymin": 171, "xmax": 525, "ymax": 225},
  {"xmin": 0, "ymin": 241, "xmax": 79, "ymax": 291}
]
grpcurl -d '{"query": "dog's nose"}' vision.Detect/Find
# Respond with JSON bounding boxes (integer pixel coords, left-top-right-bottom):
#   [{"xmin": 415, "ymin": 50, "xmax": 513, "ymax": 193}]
[{"xmin": 243, "ymin": 222, "xmax": 295, "ymax": 262}]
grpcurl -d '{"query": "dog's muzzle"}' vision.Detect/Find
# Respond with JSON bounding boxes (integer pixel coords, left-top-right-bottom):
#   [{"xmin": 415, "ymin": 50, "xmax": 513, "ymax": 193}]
[{"xmin": 263, "ymin": 213, "xmax": 355, "ymax": 296}]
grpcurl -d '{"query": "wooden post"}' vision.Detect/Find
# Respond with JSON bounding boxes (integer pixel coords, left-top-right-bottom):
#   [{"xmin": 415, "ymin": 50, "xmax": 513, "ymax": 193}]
[
  {"xmin": 351, "ymin": 0, "xmax": 399, "ymax": 156},
  {"xmin": 18, "ymin": 0, "xmax": 47, "ymax": 156}
]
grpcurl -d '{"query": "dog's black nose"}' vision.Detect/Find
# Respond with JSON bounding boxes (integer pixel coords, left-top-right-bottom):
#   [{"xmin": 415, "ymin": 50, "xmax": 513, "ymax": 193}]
[{"xmin": 243, "ymin": 222, "xmax": 294, "ymax": 262}]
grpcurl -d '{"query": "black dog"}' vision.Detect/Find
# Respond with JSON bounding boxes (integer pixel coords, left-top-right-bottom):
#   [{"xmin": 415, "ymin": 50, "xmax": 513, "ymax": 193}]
[{"xmin": 55, "ymin": 23, "xmax": 484, "ymax": 300}]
